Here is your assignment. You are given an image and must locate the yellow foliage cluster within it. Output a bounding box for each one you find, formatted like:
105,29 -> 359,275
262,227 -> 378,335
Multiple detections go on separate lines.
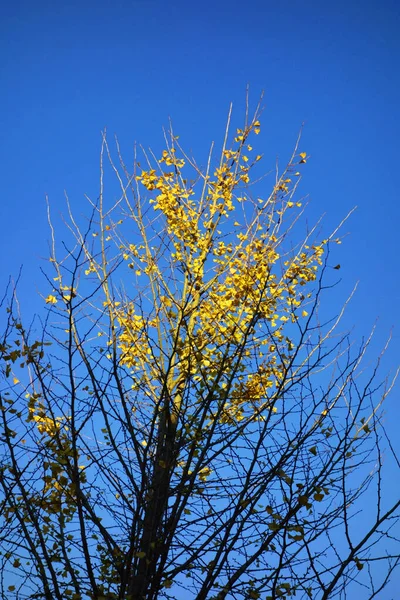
93,117 -> 327,425
17,395 -> 86,519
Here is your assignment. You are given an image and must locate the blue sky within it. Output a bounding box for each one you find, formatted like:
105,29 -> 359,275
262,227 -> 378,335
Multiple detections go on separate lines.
1,0 -> 399,595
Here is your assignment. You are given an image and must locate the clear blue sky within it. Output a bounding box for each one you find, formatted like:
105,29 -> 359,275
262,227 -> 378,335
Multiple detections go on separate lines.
1,0 -> 399,595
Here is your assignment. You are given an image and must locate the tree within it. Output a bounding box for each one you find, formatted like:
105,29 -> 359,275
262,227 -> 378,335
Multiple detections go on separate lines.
0,103 -> 399,600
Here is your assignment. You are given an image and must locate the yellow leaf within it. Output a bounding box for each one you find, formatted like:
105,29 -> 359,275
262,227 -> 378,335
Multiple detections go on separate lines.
13,377 -> 19,385
45,295 -> 57,305
302,310 -> 308,317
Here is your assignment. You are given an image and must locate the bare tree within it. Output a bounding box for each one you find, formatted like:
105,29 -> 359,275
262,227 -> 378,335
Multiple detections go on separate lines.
0,103 -> 399,600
